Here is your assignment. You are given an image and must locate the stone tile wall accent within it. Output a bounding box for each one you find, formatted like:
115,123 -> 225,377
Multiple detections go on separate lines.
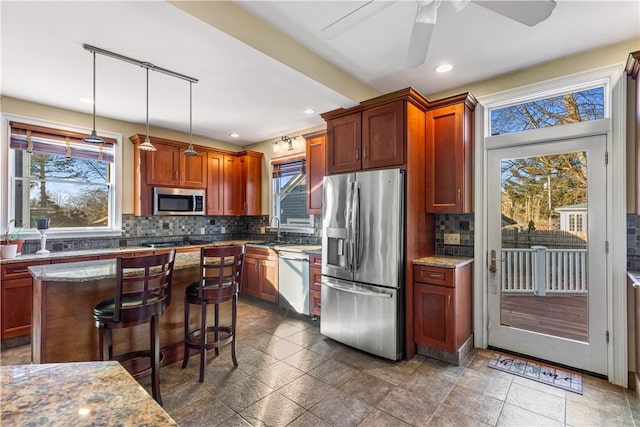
629,214 -> 640,271
435,213 -> 475,257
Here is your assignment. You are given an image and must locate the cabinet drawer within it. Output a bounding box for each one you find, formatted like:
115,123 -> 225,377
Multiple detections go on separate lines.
309,254 -> 322,268
245,247 -> 278,260
413,265 -> 454,287
310,267 -> 322,292
310,290 -> 322,316
1,260 -> 50,280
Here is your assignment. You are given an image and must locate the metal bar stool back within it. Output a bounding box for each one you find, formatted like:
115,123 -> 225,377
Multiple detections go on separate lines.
93,249 -> 176,406
182,245 -> 244,382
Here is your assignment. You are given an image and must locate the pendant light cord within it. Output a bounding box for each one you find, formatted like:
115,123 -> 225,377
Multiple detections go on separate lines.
92,52 -> 97,131
189,81 -> 193,146
146,67 -> 150,139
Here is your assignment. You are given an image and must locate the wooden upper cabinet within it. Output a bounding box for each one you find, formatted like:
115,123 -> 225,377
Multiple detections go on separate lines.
425,94 -> 475,213
325,100 -> 406,175
326,112 -> 361,174
180,149 -> 207,188
223,154 -> 243,215
362,101 -> 405,170
146,142 -> 181,187
304,131 -> 326,214
242,151 -> 263,215
207,152 -> 224,215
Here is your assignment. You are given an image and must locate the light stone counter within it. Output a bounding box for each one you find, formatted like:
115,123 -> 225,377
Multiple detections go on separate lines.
28,251 -> 202,282
1,361 -> 176,426
413,255 -> 474,269
629,270 -> 640,287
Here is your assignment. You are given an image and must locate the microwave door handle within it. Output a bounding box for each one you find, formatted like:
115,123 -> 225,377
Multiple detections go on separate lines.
193,195 -> 196,213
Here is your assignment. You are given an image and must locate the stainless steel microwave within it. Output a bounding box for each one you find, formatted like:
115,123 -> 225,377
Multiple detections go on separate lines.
153,187 -> 205,216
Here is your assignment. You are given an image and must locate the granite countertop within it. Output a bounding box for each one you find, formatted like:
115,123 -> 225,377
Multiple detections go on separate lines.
1,361 -> 177,426
629,270 -> 640,286
413,255 -> 474,268
28,251 -> 202,282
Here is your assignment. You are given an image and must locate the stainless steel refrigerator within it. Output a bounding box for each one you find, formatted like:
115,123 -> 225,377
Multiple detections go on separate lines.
321,168 -> 404,360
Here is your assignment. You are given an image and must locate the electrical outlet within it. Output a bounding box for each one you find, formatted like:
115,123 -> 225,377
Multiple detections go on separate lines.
220,226 -> 226,234
260,226 -> 266,234
200,227 -> 205,235
444,233 -> 460,245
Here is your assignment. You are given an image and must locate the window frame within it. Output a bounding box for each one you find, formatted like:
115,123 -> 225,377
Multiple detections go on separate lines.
1,113 -> 123,239
270,153 -> 315,234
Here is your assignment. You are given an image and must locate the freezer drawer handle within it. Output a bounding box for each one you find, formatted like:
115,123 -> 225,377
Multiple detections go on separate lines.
322,280 -> 392,298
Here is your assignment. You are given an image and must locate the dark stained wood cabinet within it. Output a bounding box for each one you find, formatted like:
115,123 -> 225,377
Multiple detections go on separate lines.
130,134 -> 261,216
362,101 -> 405,170
241,246 -> 278,304
1,260 -> 49,340
309,253 -> 322,316
207,151 -> 224,215
324,100 -> 404,175
413,263 -> 472,355
136,138 -> 207,189
626,51 -> 640,213
425,93 -> 476,213
304,131 -> 326,214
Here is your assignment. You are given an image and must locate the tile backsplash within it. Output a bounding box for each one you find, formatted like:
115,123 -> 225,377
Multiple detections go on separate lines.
629,214 -> 640,271
435,213 -> 475,257
19,214 -> 322,255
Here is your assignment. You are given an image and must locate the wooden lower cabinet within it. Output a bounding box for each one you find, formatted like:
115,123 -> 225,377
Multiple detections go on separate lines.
241,247 -> 278,304
309,253 -> 322,316
1,260 -> 49,340
413,263 -> 472,355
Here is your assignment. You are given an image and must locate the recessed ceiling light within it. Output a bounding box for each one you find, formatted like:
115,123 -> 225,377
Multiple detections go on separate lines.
229,133 -> 240,138
303,108 -> 315,114
78,97 -> 94,104
435,64 -> 453,73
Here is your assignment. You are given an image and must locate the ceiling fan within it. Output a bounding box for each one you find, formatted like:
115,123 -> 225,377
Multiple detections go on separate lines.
321,0 -> 557,68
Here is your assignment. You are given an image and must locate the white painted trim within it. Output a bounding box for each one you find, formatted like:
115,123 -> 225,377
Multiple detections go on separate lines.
474,64 -> 627,386
1,113 -> 123,238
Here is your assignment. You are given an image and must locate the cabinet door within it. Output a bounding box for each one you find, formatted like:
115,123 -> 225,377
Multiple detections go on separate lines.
326,112 -> 361,174
306,133 -> 326,214
413,282 -> 455,353
241,256 -> 260,298
207,152 -> 224,215
309,266 -> 322,316
1,277 -> 32,339
426,103 -> 471,213
146,142 -> 180,186
362,101 -> 405,170
180,150 -> 207,188
259,258 -> 279,303
243,154 -> 262,215
223,155 -> 242,215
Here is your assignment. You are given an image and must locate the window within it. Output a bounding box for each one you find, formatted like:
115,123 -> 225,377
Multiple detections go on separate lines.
272,157 -> 314,230
7,120 -> 119,234
490,86 -> 605,135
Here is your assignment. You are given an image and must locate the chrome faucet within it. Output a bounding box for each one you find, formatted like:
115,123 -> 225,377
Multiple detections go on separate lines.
270,216 -> 281,242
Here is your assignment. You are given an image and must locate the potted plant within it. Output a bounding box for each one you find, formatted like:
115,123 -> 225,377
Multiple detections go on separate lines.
2,219 -> 24,258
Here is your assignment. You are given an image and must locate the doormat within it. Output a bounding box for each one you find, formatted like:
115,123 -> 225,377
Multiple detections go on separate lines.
488,353 -> 583,394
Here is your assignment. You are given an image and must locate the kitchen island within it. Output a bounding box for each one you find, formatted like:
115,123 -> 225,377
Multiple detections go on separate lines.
28,251 -> 202,365
1,361 -> 177,426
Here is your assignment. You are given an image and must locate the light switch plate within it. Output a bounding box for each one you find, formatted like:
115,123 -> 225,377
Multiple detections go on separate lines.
221,226 -> 226,234
200,227 -> 205,234
260,226 -> 266,234
444,233 -> 461,245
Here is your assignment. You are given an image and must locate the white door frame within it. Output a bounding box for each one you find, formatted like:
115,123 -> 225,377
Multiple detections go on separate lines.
473,65 -> 628,386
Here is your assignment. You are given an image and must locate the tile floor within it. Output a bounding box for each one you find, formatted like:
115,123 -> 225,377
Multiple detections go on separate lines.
2,298 -> 639,426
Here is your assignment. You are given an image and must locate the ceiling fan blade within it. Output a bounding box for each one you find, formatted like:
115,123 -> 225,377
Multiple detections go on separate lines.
321,1 -> 395,39
472,0 -> 556,26
405,1 -> 438,68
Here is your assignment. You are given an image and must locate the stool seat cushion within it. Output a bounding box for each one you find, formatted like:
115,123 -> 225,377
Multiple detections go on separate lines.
93,294 -> 161,318
185,280 -> 233,296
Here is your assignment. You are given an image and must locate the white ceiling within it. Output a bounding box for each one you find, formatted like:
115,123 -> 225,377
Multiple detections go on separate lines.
2,1 -> 638,146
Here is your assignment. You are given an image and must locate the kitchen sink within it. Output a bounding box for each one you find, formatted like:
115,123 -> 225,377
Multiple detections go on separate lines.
247,241 -> 290,247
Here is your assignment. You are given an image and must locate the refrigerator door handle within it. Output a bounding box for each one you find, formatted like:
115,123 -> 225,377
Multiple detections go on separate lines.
322,279 -> 392,298
351,181 -> 361,272
346,181 -> 354,272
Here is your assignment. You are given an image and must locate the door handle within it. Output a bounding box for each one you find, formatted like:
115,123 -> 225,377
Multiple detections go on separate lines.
489,249 -> 498,273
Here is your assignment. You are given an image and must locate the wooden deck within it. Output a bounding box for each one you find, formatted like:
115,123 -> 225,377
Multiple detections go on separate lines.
501,293 -> 588,342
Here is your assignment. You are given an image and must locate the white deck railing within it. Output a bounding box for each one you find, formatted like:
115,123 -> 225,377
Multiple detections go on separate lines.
501,247 -> 588,294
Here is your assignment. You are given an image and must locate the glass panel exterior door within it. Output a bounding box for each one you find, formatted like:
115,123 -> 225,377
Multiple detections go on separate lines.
487,136 -> 607,375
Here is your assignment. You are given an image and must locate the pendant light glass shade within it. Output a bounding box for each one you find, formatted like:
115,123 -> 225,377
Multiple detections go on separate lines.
183,81 -> 199,156
138,68 -> 157,152
83,52 -> 106,144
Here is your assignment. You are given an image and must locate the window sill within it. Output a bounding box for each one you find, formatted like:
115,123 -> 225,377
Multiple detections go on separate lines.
19,229 -> 123,240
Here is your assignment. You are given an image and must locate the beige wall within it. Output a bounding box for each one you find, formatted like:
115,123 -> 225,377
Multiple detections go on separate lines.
1,96 -> 242,214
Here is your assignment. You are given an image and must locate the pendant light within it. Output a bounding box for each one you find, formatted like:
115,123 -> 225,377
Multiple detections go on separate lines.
83,51 -> 106,144
183,81 -> 198,156
138,67 -> 157,151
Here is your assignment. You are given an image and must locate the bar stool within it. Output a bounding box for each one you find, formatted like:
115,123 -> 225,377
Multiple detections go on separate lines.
93,249 -> 176,406
182,245 -> 244,382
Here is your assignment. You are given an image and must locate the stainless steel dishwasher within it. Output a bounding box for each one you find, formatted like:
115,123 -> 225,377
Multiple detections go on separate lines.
278,250 -> 310,315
